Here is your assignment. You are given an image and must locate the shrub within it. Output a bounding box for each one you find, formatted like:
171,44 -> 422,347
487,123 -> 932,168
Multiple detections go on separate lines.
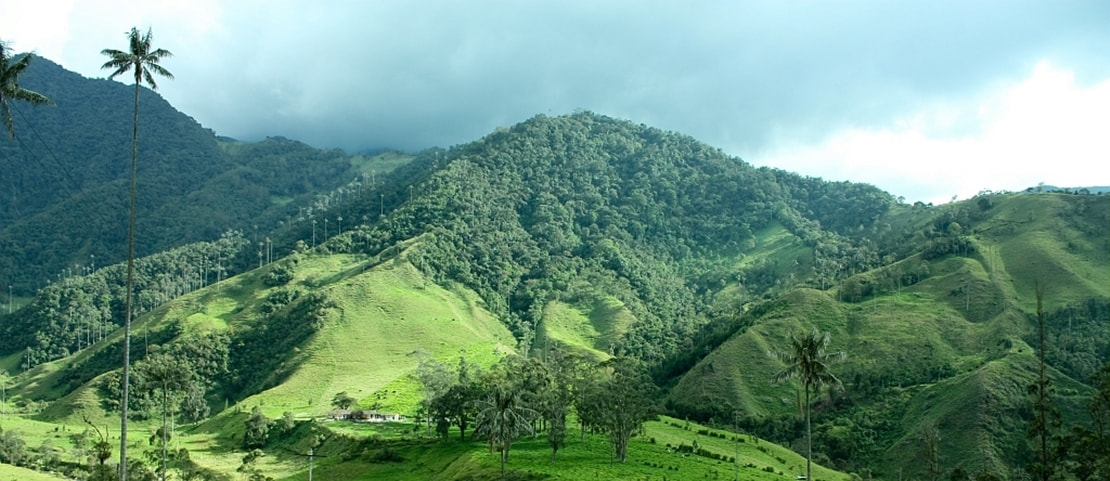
370,448 -> 403,463
263,262 -> 295,286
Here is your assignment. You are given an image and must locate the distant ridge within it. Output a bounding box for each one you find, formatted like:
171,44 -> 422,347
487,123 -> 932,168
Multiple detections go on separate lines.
1021,184 -> 1110,194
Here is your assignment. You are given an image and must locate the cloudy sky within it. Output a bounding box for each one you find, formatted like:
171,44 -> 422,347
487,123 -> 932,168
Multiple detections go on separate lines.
3,0 -> 1108,204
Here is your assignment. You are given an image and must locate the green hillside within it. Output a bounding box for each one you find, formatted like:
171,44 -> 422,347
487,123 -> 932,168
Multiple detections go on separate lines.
1,242 -> 850,481
1,111 -> 1106,480
667,193 -> 1109,478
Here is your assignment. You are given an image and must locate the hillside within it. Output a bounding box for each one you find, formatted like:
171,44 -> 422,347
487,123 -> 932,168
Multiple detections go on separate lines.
0,55 -> 409,296
667,193 -> 1109,477
1,110 -> 1106,480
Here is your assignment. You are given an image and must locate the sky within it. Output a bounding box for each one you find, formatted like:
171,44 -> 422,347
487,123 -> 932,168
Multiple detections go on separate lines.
2,0 -> 1108,204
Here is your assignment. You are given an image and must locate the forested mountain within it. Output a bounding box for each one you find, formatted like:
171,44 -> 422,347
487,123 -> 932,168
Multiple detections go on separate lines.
0,63 -> 1106,481
328,114 -> 898,362
0,55 -> 388,295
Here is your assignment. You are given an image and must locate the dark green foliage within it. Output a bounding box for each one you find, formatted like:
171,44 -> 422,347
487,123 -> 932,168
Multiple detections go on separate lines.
0,233 -> 247,363
1032,298 -> 1110,382
260,286 -> 300,314
331,391 -> 357,410
429,357 -> 484,442
1055,362 -> 1110,481
225,291 -> 333,401
0,426 -> 29,466
70,320 -> 180,396
93,330 -> 227,421
1,45 -> 53,138
588,357 -> 659,463
369,447 -> 404,463
0,56 -> 375,296
243,407 -> 271,449
262,262 -> 295,287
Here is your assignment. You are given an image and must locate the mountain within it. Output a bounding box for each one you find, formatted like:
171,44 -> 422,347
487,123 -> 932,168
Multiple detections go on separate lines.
0,65 -> 1106,480
0,55 -> 408,296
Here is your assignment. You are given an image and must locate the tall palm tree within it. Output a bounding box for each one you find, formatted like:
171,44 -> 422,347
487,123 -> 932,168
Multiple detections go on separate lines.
1,39 -> 53,139
770,327 -> 845,481
474,383 -> 536,480
141,352 -> 192,481
100,27 -> 173,481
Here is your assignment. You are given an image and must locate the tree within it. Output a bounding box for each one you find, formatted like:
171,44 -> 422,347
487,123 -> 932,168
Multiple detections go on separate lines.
433,383 -> 477,442
83,419 -> 115,481
139,352 -> 193,481
923,422 -> 943,481
237,449 -> 272,481
589,357 -> 658,463
244,406 -> 271,449
0,426 -> 29,466
331,391 -> 357,411
474,382 -> 536,480
0,40 -> 52,139
540,348 -> 577,462
100,27 -> 173,481
1027,284 -> 1062,481
572,357 -> 605,442
431,356 -> 482,442
415,356 -> 452,435
1059,362 -> 1110,481
770,327 -> 846,481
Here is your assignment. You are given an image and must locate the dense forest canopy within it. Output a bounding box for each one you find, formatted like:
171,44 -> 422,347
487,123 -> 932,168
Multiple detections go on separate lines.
0,56 -> 368,295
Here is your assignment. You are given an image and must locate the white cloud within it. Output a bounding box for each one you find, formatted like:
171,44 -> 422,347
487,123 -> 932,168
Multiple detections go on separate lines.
754,62 -> 1110,204
0,0 -> 75,58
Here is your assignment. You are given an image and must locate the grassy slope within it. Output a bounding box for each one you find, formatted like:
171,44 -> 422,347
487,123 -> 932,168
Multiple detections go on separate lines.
1,242 -> 848,481
0,464 -> 69,480
534,295 -> 637,361
270,416 -> 848,481
667,194 -> 1109,477
238,250 -> 516,419
150,245 -> 518,476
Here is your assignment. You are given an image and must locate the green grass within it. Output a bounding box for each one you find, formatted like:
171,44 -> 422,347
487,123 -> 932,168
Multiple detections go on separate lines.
350,151 -> 414,176
220,249 -> 516,420
0,463 -> 70,480
0,415 -> 81,450
264,416 -> 848,481
534,293 -> 639,361
537,301 -> 605,358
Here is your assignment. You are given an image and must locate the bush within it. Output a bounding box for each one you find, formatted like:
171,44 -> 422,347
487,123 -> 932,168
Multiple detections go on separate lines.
263,262 -> 295,286
370,447 -> 403,463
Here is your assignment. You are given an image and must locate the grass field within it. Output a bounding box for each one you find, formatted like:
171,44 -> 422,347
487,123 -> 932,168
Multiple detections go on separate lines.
237,251 -> 516,419
254,415 -> 848,481
0,463 -> 68,481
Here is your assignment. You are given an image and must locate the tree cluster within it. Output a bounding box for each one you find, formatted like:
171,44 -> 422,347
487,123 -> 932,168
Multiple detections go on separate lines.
416,350 -> 657,478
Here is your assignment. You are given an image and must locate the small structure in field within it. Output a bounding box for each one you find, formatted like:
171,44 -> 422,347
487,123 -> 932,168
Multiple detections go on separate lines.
328,409 -> 406,423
